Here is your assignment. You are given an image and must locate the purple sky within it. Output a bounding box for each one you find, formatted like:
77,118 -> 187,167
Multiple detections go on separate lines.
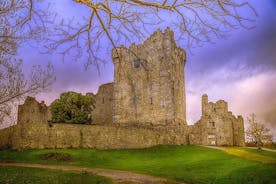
18,0 -> 276,137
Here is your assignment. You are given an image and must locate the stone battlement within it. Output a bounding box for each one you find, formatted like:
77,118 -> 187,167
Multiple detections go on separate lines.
112,28 -> 185,64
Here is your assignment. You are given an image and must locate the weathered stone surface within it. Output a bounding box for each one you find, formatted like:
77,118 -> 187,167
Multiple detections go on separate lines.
8,123 -> 186,150
90,83 -> 113,125
0,126 -> 14,149
112,28 -> 186,127
188,94 -> 245,146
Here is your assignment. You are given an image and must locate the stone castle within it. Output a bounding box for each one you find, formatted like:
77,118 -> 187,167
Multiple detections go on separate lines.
0,28 -> 245,150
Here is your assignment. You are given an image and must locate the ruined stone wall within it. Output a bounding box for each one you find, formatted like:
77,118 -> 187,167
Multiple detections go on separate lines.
188,94 -> 245,146
112,28 -> 186,127
10,123 -> 187,150
187,122 -> 202,145
233,116 -> 245,146
0,126 -> 15,149
91,83 -> 113,125
18,96 -> 50,125
1,97 -> 187,150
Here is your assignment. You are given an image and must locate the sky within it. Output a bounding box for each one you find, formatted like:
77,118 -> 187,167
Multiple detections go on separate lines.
17,0 -> 276,137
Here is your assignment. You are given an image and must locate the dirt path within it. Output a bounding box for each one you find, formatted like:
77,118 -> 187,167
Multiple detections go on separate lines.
246,147 -> 276,153
0,162 -> 184,184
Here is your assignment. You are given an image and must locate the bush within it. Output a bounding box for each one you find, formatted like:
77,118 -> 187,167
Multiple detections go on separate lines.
40,152 -> 72,161
49,92 -> 95,124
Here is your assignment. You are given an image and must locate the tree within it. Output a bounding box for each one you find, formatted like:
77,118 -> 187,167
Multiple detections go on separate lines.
49,92 -> 95,124
41,0 -> 257,67
0,0 -> 48,56
246,114 -> 273,150
0,0 -> 54,126
2,0 -> 258,66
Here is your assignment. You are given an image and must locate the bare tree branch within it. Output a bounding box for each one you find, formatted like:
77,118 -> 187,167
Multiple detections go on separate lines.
0,0 -> 55,126
41,0 -> 257,66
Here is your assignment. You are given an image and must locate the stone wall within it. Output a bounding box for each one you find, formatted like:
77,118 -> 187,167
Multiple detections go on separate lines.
0,97 -> 187,150
90,83 -> 113,125
188,94 -> 245,146
8,123 -> 186,150
112,28 -> 186,127
0,126 -> 14,149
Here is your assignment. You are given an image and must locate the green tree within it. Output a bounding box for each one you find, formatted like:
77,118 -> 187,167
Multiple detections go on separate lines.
50,92 -> 95,124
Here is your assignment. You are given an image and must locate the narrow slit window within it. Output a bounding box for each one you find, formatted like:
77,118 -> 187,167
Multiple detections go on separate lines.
131,84 -> 135,92
133,59 -> 140,68
149,83 -> 154,90
132,97 -> 137,107
208,122 -> 215,128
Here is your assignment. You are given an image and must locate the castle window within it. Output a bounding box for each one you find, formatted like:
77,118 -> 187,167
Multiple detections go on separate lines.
133,59 -> 140,68
150,97 -> 153,105
131,97 -> 137,107
149,83 -> 154,90
208,122 -> 216,128
131,83 -> 135,92
102,97 -> 105,104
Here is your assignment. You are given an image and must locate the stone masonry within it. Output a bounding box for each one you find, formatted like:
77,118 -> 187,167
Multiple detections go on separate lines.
0,28 -> 245,150
188,94 -> 245,146
112,28 -> 186,127
89,83 -> 113,125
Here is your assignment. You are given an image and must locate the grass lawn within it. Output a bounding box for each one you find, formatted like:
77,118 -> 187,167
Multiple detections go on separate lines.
0,145 -> 275,184
0,166 -> 113,184
243,148 -> 276,159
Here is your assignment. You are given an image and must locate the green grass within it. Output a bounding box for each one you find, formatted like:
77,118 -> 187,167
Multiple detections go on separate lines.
242,148 -> 276,159
0,166 -> 113,184
224,147 -> 276,164
0,145 -> 276,184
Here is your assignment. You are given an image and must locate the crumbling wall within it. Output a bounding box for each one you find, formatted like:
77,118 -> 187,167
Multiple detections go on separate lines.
91,83 -> 113,125
233,116 -> 245,146
112,28 -> 186,127
0,126 -> 15,149
18,96 -> 50,124
188,94 -> 245,146
5,97 -> 187,150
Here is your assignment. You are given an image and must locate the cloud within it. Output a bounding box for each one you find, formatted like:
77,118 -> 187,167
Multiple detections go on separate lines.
186,64 -> 276,138
186,1 -> 276,140
186,0 -> 276,75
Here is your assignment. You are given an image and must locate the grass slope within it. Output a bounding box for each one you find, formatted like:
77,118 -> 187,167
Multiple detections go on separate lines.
0,166 -> 113,184
0,145 -> 275,184
225,148 -> 276,164
243,148 -> 276,159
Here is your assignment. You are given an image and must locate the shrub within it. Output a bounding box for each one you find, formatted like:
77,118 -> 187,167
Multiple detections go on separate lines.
49,92 -> 95,124
40,152 -> 72,161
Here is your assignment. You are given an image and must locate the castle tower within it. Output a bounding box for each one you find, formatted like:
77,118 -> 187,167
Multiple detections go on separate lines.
202,94 -> 208,115
112,28 -> 186,127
